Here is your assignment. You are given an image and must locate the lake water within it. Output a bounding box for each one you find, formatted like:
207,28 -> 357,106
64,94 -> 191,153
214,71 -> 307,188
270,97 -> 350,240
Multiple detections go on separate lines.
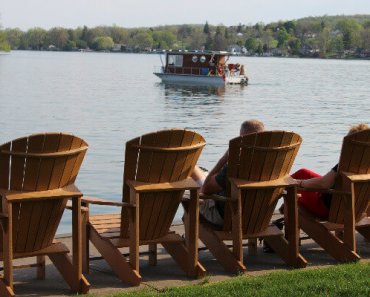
0,51 -> 369,233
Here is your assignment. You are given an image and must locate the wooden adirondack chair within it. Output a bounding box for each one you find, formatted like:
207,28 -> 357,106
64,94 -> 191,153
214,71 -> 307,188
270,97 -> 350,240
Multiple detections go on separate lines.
199,131 -> 307,273
83,129 -> 206,285
0,133 -> 89,296
299,129 -> 370,262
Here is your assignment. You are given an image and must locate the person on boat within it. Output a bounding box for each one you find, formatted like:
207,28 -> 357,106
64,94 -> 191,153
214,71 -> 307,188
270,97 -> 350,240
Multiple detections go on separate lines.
292,123 -> 369,219
191,119 -> 265,226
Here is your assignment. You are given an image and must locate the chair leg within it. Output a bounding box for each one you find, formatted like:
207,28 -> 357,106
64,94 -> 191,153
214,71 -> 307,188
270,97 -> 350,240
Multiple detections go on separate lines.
37,255 -> 46,279
1,203 -> 15,296
162,239 -> 206,278
198,223 -> 246,273
0,281 -> 15,297
299,208 -> 360,262
149,243 -> 157,266
264,236 -> 307,268
89,226 -> 141,285
248,239 -> 257,256
49,253 -> 90,294
81,207 -> 89,274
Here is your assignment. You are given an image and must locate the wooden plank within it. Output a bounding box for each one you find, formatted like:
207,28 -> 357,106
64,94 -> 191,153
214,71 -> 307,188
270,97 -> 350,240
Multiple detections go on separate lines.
24,201 -> 44,252
135,132 -> 158,240
170,130 -> 190,182
0,142 -> 11,189
184,133 -> 205,180
155,191 -> 182,238
246,189 -> 266,234
14,202 -> 33,252
260,132 -> 282,180
36,134 -> 61,191
123,137 -> 140,203
59,136 -> 82,187
10,137 -> 28,191
349,130 -> 370,173
41,199 -> 67,248
238,133 -> 257,180
33,200 -> 57,251
140,131 -> 171,240
22,134 -> 44,191
355,182 -> 370,220
68,137 -> 86,184
144,130 -> 183,239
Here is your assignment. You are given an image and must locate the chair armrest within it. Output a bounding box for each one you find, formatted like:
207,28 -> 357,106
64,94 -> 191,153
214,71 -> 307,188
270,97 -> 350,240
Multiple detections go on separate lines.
126,178 -> 200,193
65,200 -> 89,212
229,175 -> 296,189
340,172 -> 370,183
0,184 -> 82,202
296,187 -> 351,196
81,196 -> 135,208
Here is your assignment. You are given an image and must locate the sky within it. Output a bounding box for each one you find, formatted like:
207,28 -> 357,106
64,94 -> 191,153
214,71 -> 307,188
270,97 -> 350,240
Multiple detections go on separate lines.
1,0 -> 370,30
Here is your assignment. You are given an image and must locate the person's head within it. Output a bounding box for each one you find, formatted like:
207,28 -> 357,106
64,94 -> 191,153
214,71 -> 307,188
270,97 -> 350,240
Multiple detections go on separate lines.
240,119 -> 265,136
347,123 -> 369,136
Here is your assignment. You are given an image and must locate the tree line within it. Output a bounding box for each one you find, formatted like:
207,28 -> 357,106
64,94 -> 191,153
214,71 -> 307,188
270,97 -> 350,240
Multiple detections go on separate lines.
1,15 -> 369,58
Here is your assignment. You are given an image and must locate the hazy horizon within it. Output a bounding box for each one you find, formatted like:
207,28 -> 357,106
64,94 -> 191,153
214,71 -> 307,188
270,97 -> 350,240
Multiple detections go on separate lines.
1,0 -> 370,30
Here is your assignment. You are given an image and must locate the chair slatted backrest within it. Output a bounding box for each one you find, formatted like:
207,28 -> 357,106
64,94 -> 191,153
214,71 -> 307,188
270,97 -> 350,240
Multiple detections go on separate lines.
223,131 -> 301,234
0,133 -> 88,253
121,129 -> 205,240
328,129 -> 370,224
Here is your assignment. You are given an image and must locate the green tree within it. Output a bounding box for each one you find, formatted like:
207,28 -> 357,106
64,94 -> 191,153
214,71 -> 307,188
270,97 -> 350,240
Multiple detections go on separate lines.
203,21 -> 210,34
213,26 -> 226,50
245,37 -> 258,53
48,27 -> 69,49
24,27 -> 47,50
204,33 -> 213,50
336,19 -> 362,50
277,27 -> 290,48
111,26 -> 129,44
0,30 -> 11,52
92,36 -> 114,50
64,40 -> 76,51
317,27 -> 331,56
360,27 -> 370,51
287,36 -> 301,55
4,28 -> 23,49
131,32 -> 153,49
189,30 -> 206,50
261,29 -> 275,52
283,21 -> 297,33
329,35 -> 344,56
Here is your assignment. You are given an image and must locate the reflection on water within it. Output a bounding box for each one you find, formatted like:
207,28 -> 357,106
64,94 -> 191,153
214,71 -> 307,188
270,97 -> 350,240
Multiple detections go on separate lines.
0,51 -> 369,233
162,82 -> 226,99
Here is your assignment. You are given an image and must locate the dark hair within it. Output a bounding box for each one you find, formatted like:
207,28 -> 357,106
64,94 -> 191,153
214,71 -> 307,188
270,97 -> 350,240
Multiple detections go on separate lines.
240,119 -> 265,135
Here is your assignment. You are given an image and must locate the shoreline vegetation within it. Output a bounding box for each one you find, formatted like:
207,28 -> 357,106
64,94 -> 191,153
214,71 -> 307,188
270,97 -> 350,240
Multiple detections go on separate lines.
1,14 -> 369,59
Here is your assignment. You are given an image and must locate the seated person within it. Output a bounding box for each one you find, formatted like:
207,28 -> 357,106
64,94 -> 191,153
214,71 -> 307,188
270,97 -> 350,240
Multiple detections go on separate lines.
192,119 -> 265,226
292,123 -> 369,219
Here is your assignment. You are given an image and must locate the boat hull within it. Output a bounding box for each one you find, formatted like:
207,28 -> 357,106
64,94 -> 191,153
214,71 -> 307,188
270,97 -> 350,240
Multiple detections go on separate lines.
154,73 -> 227,86
154,73 -> 248,86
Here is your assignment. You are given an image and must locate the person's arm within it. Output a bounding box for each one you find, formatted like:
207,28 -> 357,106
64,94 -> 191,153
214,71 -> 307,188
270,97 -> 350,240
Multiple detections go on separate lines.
201,150 -> 228,194
297,169 -> 337,189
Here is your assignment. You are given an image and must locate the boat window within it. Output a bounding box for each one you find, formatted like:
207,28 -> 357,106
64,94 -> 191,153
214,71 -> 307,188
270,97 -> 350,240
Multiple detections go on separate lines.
192,55 -> 198,63
168,55 -> 183,67
200,55 -> 206,63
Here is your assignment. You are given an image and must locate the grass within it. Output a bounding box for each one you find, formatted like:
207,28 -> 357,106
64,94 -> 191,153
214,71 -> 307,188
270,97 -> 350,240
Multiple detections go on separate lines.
100,262 -> 370,297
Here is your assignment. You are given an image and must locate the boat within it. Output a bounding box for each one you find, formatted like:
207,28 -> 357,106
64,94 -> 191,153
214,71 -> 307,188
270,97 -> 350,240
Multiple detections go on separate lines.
154,50 -> 248,86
